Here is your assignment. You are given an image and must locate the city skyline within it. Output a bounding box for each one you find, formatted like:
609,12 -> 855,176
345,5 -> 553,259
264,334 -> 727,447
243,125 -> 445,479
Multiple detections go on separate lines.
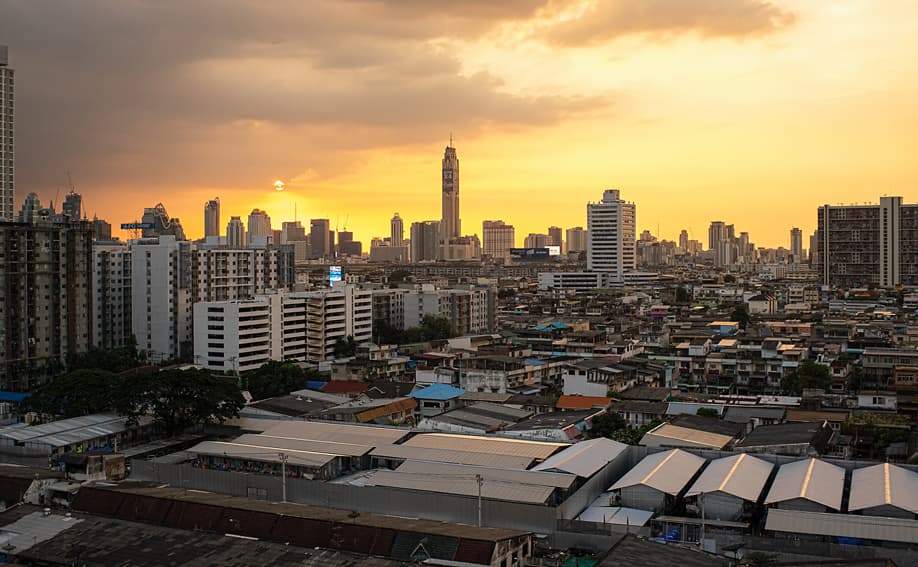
2,2 -> 918,247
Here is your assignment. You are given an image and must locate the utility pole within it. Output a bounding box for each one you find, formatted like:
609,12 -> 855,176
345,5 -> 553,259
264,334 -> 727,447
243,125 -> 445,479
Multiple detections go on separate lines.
476,474 -> 483,527
279,452 -> 289,503
699,492 -> 706,547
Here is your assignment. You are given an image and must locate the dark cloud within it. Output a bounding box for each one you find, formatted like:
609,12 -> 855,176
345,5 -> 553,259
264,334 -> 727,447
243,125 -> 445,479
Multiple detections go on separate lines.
542,0 -> 795,46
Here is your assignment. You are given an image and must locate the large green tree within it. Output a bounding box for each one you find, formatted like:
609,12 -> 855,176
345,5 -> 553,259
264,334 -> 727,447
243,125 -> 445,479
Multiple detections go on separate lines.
244,361 -> 309,401
373,315 -> 457,345
333,336 -> 358,358
781,360 -> 832,396
27,369 -> 127,418
730,304 -> 751,330
68,340 -> 144,373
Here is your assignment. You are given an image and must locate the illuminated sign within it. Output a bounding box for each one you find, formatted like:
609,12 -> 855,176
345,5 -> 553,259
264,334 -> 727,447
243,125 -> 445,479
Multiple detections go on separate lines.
509,248 -> 550,259
120,223 -> 155,230
329,265 -> 343,284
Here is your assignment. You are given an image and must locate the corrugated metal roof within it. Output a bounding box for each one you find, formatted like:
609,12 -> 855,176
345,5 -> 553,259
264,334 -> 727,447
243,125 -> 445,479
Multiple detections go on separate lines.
366,470 -> 555,504
408,383 -> 465,401
532,437 -> 628,478
685,453 -> 773,502
641,424 -> 734,449
369,444 -> 534,469
764,458 -> 844,510
232,434 -> 374,457
765,509 -> 918,544
608,449 -> 706,495
187,440 -> 337,468
262,420 -> 409,446
0,414 -> 155,448
848,463 -> 918,514
575,506 -> 654,526
402,432 -> 566,460
393,460 -> 576,489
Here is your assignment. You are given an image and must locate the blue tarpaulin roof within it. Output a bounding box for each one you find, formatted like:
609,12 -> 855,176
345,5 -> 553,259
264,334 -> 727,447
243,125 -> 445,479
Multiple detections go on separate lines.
305,381 -> 328,391
408,383 -> 465,401
0,391 -> 31,403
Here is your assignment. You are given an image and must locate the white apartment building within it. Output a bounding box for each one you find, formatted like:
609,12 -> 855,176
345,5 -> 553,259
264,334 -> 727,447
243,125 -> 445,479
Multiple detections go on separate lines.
587,189 -> 636,280
0,46 -> 13,221
192,246 -> 282,303
131,236 -> 194,363
92,243 -> 133,350
193,285 -> 373,371
402,284 -> 493,336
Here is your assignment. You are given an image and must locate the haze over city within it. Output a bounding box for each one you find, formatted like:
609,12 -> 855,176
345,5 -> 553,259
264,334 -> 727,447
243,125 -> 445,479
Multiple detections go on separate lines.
2,0 -> 917,246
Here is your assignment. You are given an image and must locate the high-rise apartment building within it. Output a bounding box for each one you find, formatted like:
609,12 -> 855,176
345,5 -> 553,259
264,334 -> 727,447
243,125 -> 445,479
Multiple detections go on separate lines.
587,189 -> 636,278
391,213 -> 404,247
548,226 -> 563,249
0,46 -> 14,221
92,242 -> 133,350
204,198 -> 220,238
310,218 -> 332,259
410,220 -> 440,262
281,221 -> 306,244
247,209 -> 272,245
708,221 -> 737,267
790,227 -> 803,263
678,229 -> 689,252
482,220 -> 515,261
226,216 -> 245,248
93,217 -> 112,241
0,221 -> 94,390
817,196 -> 918,287
141,203 -> 186,240
400,284 -> 495,336
566,227 -> 587,254
523,233 -> 549,249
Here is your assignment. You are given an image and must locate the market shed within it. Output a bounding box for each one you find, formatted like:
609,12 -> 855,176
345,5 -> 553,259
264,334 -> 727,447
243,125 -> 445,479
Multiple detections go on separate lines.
684,453 -> 774,521
763,458 -> 844,513
848,463 -> 918,519
607,449 -> 707,513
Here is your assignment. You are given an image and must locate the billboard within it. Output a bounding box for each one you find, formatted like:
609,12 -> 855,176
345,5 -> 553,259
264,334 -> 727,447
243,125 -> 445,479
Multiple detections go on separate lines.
509,247 -> 551,259
329,265 -> 343,284
120,222 -> 155,230
546,245 -> 561,256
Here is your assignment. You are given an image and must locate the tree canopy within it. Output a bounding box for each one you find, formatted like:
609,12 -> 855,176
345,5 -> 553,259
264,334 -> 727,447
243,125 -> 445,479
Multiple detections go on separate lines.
730,304 -> 751,329
374,314 -> 457,345
333,336 -> 358,358
243,361 -> 311,401
781,360 -> 832,396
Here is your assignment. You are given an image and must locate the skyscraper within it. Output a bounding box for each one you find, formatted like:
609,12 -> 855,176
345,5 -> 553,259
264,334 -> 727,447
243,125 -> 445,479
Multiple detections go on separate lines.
391,213 -> 404,247
678,229 -> 689,252
281,221 -> 306,244
226,216 -> 245,248
440,143 -> 460,245
566,227 -> 587,253
247,209 -> 272,245
523,233 -> 549,248
482,220 -> 515,261
817,196 -> 917,287
410,220 -> 440,262
547,226 -> 563,249
204,198 -> 220,238
141,203 -> 186,240
790,227 -> 803,263
62,192 -> 82,221
587,189 -> 636,278
0,46 -> 13,221
310,218 -> 332,259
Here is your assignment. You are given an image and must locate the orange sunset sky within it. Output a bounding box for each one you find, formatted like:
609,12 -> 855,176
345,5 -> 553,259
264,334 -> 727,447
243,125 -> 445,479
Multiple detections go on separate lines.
2,0 -> 917,248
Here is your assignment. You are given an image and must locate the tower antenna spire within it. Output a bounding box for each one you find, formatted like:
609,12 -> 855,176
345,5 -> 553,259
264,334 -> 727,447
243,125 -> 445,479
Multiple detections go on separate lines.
449,132 -> 453,147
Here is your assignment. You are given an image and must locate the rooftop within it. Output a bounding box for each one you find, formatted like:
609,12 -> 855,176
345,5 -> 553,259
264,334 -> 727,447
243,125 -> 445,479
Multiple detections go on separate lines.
735,421 -> 832,450
848,463 -> 918,514
685,453 -> 774,502
408,383 -> 465,401
598,534 -> 729,567
609,449 -> 706,496
532,437 -> 629,478
556,395 -> 613,410
764,458 -> 845,511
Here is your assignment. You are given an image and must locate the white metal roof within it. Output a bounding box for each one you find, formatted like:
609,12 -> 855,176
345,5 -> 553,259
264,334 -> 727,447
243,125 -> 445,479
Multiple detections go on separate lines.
641,424 -> 734,450
366,469 -> 555,504
608,449 -> 707,496
532,437 -> 629,478
848,463 -> 918,514
764,458 -> 844,511
232,434 -> 374,457
369,444 -> 534,469
261,420 -> 409,447
0,414 -> 154,448
402,432 -> 566,460
575,506 -> 654,526
766,509 -> 918,544
685,453 -> 773,502
393,460 -> 576,489
187,440 -> 337,468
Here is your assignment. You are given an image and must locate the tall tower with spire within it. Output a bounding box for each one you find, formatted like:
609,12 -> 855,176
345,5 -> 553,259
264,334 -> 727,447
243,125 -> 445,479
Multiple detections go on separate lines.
440,140 -> 460,246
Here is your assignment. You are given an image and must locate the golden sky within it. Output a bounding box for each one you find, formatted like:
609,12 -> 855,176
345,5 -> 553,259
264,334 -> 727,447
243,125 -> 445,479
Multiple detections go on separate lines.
4,0 -> 918,247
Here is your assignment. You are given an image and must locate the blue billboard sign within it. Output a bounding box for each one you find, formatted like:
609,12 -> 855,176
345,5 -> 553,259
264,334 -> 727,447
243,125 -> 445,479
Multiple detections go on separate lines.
120,223 -> 155,230
329,265 -> 343,284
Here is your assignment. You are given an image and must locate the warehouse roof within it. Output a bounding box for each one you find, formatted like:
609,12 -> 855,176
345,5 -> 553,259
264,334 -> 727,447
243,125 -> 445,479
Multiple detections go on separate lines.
576,506 -> 654,526
423,402 -> 531,431
766,509 -> 918,545
609,449 -> 707,496
0,413 -> 153,448
735,421 -> 832,450
722,406 -> 787,423
393,460 -> 576,489
532,437 -> 628,478
685,453 -> 774,502
402,432 -> 565,460
641,423 -> 736,450
262,420 -> 410,446
764,458 -> 844,511
369,444 -> 534,469
187,440 -> 338,469
232,434 -> 374,457
366,469 -> 556,505
848,463 -> 918,514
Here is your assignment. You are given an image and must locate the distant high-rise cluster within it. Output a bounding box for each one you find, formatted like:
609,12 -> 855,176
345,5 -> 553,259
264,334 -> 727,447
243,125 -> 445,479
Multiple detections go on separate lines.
0,46 -> 13,221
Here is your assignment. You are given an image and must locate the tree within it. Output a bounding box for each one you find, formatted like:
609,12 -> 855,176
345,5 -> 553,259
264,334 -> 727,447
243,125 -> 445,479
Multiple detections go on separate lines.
419,315 -> 457,341
781,360 -> 832,396
373,315 -> 456,345
244,361 -> 308,401
675,286 -> 692,304
730,304 -> 751,329
588,412 -> 628,439
696,407 -> 719,418
123,368 -> 245,436
26,369 -> 126,418
334,336 -> 358,358
68,340 -> 144,373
